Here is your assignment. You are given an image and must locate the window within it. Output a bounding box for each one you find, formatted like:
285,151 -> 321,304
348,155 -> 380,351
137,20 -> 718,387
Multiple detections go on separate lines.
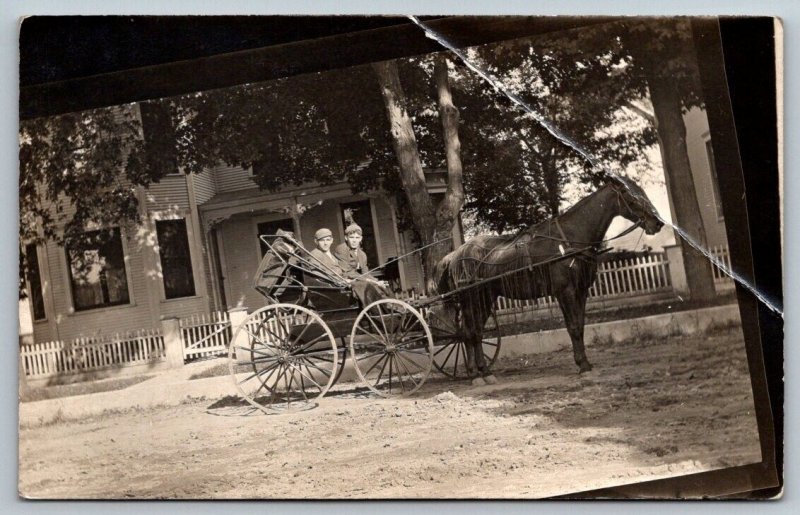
156,219 -> 196,299
67,228 -> 130,311
24,244 -> 46,320
340,200 -> 379,268
705,139 -> 724,220
257,218 -> 295,256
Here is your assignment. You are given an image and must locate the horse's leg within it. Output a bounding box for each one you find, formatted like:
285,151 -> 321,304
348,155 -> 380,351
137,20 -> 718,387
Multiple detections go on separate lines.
465,291 -> 497,385
458,295 -> 479,382
555,284 -> 592,373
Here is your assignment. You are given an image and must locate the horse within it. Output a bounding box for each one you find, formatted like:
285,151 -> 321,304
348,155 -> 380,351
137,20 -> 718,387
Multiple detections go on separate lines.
434,176 -> 664,384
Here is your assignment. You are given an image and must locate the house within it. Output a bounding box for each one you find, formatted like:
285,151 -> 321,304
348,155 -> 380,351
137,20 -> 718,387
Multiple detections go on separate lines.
21,104 -> 461,345
21,99 -> 729,346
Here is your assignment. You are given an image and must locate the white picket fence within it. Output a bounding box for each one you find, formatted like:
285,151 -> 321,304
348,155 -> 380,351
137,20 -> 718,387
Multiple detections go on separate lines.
180,311 -> 232,361
20,329 -> 165,379
710,244 -> 734,285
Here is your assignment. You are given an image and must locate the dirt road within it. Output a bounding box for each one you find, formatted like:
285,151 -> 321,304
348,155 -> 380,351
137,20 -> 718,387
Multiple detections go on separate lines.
19,325 -> 761,499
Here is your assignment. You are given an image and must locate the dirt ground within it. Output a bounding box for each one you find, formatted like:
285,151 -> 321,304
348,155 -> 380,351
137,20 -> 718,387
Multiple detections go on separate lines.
19,325 -> 761,499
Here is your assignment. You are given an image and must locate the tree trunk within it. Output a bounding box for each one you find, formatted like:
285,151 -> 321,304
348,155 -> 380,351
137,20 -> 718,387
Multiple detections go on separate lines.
373,61 -> 439,287
429,54 -> 465,291
647,76 -> 717,302
374,57 -> 466,293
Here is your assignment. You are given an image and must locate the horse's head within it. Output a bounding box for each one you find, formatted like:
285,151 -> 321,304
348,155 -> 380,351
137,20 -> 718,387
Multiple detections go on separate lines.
608,176 -> 664,235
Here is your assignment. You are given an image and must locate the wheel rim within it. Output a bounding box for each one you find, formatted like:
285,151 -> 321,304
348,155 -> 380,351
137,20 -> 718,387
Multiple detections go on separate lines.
228,304 -> 337,413
349,299 -> 433,397
431,307 -> 501,379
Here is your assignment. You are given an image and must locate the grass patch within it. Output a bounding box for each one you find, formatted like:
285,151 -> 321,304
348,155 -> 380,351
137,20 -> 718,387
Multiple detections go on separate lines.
20,375 -> 154,403
189,362 -> 233,380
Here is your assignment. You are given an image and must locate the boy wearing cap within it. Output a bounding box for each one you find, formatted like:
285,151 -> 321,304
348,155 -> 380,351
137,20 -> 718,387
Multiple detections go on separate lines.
309,228 -> 348,278
335,223 -> 371,278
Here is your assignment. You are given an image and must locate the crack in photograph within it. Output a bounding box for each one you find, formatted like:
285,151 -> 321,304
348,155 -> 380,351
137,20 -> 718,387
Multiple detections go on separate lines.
17,15 -> 781,499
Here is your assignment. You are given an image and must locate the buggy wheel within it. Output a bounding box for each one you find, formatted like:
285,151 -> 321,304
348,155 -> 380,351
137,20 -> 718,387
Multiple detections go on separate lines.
430,306 -> 502,379
349,299 -> 433,397
228,304 -> 338,413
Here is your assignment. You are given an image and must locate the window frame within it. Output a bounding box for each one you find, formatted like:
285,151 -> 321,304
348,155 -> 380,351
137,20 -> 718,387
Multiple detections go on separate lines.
23,243 -> 47,322
151,211 -> 202,303
155,217 -> 198,300
64,226 -> 134,314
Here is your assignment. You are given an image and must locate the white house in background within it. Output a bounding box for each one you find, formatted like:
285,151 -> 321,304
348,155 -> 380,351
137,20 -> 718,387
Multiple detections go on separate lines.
20,101 -> 728,346
21,103 -> 458,345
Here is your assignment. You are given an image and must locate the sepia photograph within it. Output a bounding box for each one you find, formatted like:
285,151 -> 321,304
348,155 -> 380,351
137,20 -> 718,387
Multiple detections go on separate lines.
17,15 -> 781,499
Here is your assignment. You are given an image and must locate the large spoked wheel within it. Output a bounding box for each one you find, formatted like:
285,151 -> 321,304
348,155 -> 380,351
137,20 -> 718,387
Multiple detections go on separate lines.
349,299 -> 434,397
228,304 -> 338,413
429,305 -> 502,379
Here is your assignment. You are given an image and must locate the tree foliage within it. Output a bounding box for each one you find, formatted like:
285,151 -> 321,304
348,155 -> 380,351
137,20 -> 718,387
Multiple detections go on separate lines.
18,106 -> 154,295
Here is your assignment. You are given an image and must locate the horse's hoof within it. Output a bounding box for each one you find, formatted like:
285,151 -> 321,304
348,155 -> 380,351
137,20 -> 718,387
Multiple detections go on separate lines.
471,377 -> 487,386
578,362 -> 594,374
483,374 -> 498,385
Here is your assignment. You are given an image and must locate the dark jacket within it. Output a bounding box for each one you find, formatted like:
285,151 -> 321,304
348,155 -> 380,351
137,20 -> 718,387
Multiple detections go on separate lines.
334,243 -> 370,278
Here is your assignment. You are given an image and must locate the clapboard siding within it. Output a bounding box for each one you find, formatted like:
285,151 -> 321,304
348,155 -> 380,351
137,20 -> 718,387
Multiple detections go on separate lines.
145,176 -> 190,211
37,229 -> 157,344
192,171 -> 216,204
156,296 -> 209,321
213,164 -> 258,193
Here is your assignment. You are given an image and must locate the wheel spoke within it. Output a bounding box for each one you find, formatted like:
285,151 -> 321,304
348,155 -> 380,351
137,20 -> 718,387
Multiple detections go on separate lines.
233,345 -> 278,358
387,355 -> 394,393
363,353 -> 388,377
395,353 -> 420,389
395,315 -> 421,345
435,342 -> 458,360
353,349 -> 388,362
300,356 -> 334,378
294,361 -> 325,391
391,310 -> 409,341
287,312 -> 313,350
237,359 -> 280,387
375,304 -> 390,342
396,351 -> 425,374
293,331 -> 332,354
395,333 -> 430,349
373,353 -> 391,385
364,312 -> 389,346
285,367 -> 296,408
269,365 -> 289,406
297,365 -> 308,400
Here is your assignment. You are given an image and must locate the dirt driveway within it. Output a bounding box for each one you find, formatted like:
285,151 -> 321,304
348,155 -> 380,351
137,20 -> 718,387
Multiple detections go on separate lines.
19,325 -> 761,499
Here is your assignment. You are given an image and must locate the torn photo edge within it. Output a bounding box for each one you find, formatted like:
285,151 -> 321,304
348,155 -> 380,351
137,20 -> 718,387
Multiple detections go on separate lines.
17,15 -> 782,499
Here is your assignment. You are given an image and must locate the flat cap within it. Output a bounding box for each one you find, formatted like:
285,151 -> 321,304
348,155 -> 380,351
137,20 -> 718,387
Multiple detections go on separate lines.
314,228 -> 333,240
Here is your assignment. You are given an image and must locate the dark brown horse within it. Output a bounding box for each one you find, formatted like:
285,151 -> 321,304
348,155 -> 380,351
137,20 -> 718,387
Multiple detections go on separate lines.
434,176 -> 664,384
